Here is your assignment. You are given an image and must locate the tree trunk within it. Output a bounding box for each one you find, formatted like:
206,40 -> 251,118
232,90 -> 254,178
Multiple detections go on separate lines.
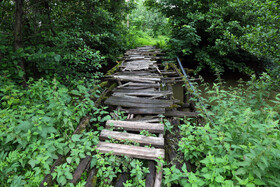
14,0 -> 27,87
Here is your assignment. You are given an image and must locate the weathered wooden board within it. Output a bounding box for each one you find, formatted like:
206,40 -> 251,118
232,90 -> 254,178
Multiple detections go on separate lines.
106,96 -> 173,105
106,120 -> 164,134
116,82 -> 160,88
97,142 -> 165,160
154,134 -> 164,187
161,71 -> 178,76
114,87 -> 156,91
100,129 -> 164,148
115,72 -> 160,77
105,98 -> 170,108
113,91 -> 172,97
108,75 -> 160,83
154,161 -> 163,187
164,110 -> 198,118
125,107 -> 165,114
146,161 -> 156,187
130,118 -> 160,123
70,156 -> 91,184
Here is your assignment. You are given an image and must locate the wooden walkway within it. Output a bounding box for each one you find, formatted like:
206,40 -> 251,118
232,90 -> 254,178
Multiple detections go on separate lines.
105,46 -> 174,115
97,46 -> 198,186
39,46 -> 199,187
98,46 -> 167,186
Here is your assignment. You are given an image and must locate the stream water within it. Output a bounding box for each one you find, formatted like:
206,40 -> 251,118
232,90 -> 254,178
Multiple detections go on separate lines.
172,69 -> 278,107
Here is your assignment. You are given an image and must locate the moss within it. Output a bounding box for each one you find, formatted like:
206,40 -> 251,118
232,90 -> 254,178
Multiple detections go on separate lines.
95,83 -> 117,106
106,61 -> 122,76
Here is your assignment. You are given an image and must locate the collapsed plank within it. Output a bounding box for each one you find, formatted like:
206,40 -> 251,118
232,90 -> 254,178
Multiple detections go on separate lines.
100,129 -> 164,148
106,120 -> 164,134
97,142 -> 165,160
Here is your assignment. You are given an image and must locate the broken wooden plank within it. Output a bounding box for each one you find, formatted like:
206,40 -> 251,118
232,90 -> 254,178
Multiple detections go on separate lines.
114,87 -> 156,91
154,134 -> 164,187
113,91 -> 172,97
126,116 -> 160,122
70,156 -> 91,184
106,96 -> 173,105
105,99 -> 170,108
106,120 -> 164,134
108,75 -> 160,83
164,110 -> 199,118
100,129 -> 164,148
125,107 -> 165,114
154,160 -> 163,187
85,168 -> 97,187
116,82 -> 160,88
97,142 -> 165,160
146,161 -> 156,187
115,72 -> 159,77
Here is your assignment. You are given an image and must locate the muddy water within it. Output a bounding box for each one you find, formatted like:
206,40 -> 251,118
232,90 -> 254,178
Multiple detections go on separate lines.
172,72 -> 279,108
172,83 -> 185,102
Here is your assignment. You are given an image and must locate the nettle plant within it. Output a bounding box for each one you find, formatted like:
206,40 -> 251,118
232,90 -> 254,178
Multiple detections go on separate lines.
164,73 -> 280,186
0,76 -> 101,186
93,153 -> 149,187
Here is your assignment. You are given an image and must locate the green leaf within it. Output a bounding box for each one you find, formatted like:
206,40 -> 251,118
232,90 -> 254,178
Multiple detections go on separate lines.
65,172 -> 73,180
90,156 -> 97,168
72,134 -> 82,142
66,157 -> 72,164
70,90 -> 81,96
215,175 -> 224,183
54,55 -> 61,62
29,159 -> 37,168
235,168 -> 246,176
203,173 -> 211,180
58,176 -> 67,185
76,157 -> 80,165
69,143 -> 75,149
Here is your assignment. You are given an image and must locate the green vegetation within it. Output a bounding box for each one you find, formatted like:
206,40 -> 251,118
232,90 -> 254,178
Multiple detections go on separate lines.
127,0 -> 170,48
145,0 -> 280,74
0,76 -> 103,185
1,0 -> 279,186
164,74 -> 280,186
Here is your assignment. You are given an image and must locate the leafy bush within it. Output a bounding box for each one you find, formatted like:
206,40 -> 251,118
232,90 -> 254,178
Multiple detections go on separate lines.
164,73 -> 280,186
127,0 -> 170,48
0,76 -> 101,186
145,0 -> 280,73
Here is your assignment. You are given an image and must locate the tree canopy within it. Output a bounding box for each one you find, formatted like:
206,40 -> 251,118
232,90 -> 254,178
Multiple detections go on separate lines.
145,0 -> 280,74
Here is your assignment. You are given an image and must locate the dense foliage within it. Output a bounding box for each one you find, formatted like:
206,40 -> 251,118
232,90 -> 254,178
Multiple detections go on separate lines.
145,0 -> 280,73
0,0 -> 136,185
0,76 -> 104,185
1,0 -> 279,186
0,0 -> 135,84
164,74 -> 280,186
127,0 -> 170,47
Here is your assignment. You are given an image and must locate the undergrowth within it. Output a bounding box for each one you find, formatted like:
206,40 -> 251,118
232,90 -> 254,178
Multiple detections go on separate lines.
127,29 -> 168,48
163,73 -> 280,186
0,76 -> 106,186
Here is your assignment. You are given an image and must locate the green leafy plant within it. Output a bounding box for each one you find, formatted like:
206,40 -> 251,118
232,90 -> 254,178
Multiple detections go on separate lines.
165,73 -> 280,186
0,76 -> 102,186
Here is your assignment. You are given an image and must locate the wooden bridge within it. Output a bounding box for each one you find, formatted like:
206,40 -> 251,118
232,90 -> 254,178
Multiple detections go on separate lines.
97,46 -> 197,187
40,46 -> 198,187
